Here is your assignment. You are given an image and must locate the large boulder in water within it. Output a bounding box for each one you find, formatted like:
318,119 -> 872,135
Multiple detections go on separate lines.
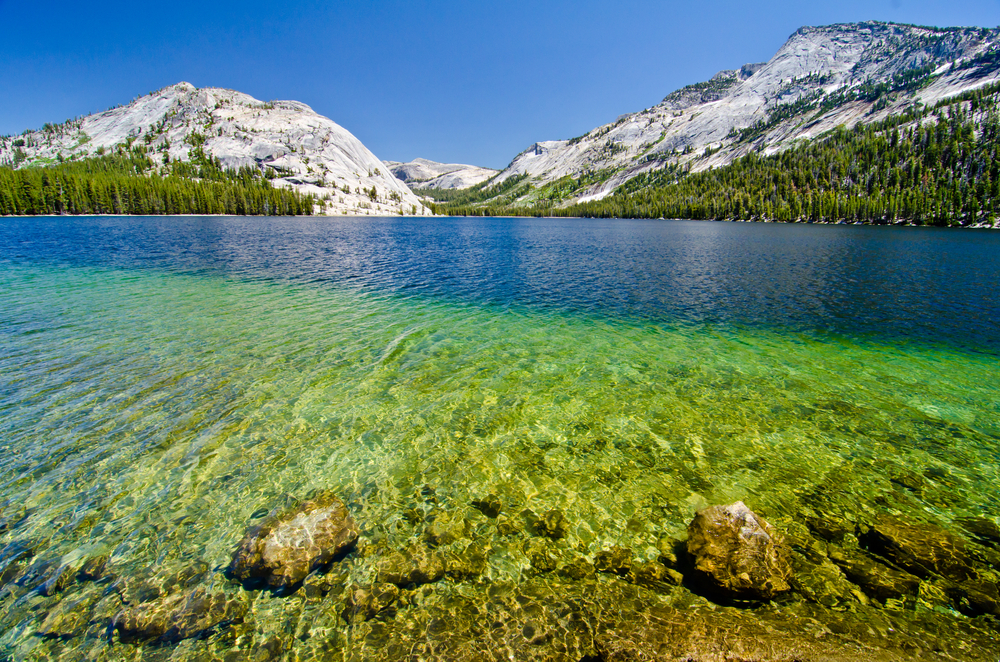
230,491 -> 358,590
686,501 -> 792,600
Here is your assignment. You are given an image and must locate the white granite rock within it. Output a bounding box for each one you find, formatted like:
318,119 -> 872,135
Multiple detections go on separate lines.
0,82 -> 430,216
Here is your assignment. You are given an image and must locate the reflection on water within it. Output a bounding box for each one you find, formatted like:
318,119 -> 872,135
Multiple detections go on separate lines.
0,217 -> 998,660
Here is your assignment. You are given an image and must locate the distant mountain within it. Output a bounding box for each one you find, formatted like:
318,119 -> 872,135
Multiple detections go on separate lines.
0,82 -> 429,216
384,158 -> 498,190
462,21 -> 1000,209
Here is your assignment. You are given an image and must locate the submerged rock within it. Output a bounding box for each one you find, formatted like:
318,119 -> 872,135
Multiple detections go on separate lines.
342,583 -> 399,623
686,501 -> 792,600
376,545 -> 445,586
0,540 -> 35,587
860,516 -> 974,581
37,592 -> 103,639
828,546 -> 921,603
77,554 -> 108,582
956,517 -> 1000,548
113,587 -> 247,643
537,509 -> 568,539
230,491 -> 358,590
558,557 -> 596,581
39,563 -> 76,597
471,494 -> 502,519
594,546 -> 634,576
424,509 -> 468,546
523,539 -> 559,573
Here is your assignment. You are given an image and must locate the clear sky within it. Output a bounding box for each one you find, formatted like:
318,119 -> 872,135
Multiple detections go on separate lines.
2,0 -> 1000,169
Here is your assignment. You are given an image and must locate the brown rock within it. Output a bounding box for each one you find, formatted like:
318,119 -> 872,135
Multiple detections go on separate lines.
229,491 -> 358,590
471,494 -> 502,518
686,501 -> 792,600
594,546 -> 633,576
956,517 -> 1000,548
537,509 -> 568,539
860,516 -> 974,581
376,545 -> 445,586
828,546 -> 921,602
77,555 -> 108,582
523,539 -> 558,572
632,560 -> 679,590
342,583 -> 399,623
39,564 -> 75,597
424,509 -> 468,546
113,587 -> 247,643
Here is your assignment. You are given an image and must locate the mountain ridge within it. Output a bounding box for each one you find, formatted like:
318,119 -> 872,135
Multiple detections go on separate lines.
383,158 -> 497,190
0,82 -> 430,216
462,20 -> 1000,209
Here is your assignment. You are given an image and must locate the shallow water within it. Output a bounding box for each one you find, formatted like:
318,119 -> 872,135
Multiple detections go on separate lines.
0,216 -> 998,660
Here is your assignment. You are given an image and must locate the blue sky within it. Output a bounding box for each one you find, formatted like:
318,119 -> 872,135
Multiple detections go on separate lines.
2,1 -> 1000,168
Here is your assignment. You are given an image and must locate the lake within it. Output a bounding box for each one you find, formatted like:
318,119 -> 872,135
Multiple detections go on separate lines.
1,216 -> 998,660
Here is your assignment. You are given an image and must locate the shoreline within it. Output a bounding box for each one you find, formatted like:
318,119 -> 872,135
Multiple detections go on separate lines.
3,212 -> 999,228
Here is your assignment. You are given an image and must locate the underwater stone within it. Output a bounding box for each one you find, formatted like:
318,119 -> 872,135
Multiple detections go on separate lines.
523,539 -> 559,572
828,546 -> 921,603
0,540 -> 35,587
443,543 -> 487,580
39,563 -> 76,597
342,583 -> 399,623
860,516 -> 974,581
558,557 -> 596,580
424,509 -> 469,546
113,587 -> 247,643
77,554 -> 108,582
594,546 -> 634,576
956,517 -> 1000,548
802,511 -> 854,543
537,509 -> 568,539
37,593 -> 99,638
496,514 -> 520,537
943,578 -> 1000,617
632,560 -> 679,591
655,537 -> 682,567
376,545 -> 445,586
471,494 -> 502,518
230,491 -> 358,590
686,501 -> 792,600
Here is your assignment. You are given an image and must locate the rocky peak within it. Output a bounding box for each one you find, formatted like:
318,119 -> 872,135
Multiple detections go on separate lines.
0,83 -> 429,216
483,20 -> 1000,209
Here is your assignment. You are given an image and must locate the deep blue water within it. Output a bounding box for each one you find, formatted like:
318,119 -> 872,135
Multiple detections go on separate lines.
2,215 -> 997,352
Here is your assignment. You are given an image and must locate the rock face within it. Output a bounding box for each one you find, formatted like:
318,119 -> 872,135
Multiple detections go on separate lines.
686,501 -> 792,600
473,21 -> 1000,209
384,158 -> 498,190
0,82 -> 429,216
860,516 -> 974,581
230,492 -> 358,590
375,545 -> 446,586
113,587 -> 246,643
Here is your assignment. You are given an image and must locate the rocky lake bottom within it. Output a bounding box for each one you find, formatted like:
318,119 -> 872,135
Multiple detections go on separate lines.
0,217 -> 999,660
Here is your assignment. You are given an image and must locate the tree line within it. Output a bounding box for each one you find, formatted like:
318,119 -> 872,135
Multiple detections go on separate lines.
0,147 -> 315,216
437,84 -> 1000,226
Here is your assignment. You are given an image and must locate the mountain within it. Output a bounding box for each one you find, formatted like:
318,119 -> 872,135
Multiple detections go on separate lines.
453,21 -> 1000,210
0,82 -> 429,216
384,158 -> 498,190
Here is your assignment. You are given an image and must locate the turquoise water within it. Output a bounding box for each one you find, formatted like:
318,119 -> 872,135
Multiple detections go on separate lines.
0,217 -> 998,660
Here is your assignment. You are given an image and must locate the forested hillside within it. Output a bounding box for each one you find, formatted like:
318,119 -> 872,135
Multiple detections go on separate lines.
0,146 -> 315,216
434,85 -> 1000,226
